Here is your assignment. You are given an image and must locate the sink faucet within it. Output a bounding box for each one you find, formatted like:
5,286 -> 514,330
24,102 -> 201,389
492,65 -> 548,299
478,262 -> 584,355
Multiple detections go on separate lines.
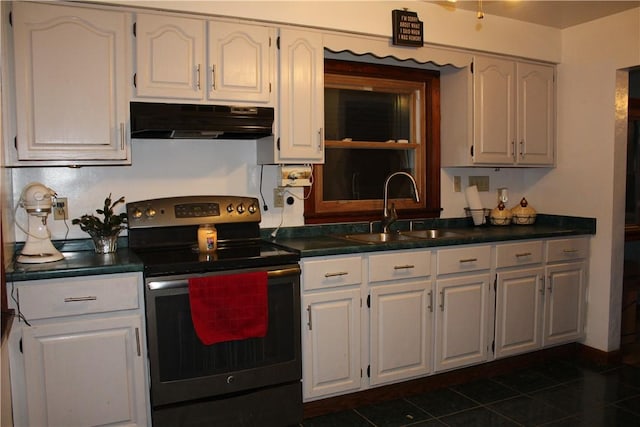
381,171 -> 420,233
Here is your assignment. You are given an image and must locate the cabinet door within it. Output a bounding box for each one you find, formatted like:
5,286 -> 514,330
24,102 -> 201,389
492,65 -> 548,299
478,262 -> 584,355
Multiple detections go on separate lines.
13,2 -> 129,164
434,274 -> 491,372
517,62 -> 555,165
302,289 -> 361,400
277,28 -> 324,163
208,21 -> 273,103
369,280 -> 432,386
473,56 -> 516,164
495,268 -> 544,358
135,13 -> 205,99
22,315 -> 148,427
544,262 -> 586,346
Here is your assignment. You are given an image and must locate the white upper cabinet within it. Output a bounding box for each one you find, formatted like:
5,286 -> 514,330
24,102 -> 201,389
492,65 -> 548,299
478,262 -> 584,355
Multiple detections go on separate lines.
441,56 -> 555,167
208,21 -> 273,103
135,14 -> 205,99
258,28 -> 324,164
12,2 -> 130,165
134,14 -> 274,104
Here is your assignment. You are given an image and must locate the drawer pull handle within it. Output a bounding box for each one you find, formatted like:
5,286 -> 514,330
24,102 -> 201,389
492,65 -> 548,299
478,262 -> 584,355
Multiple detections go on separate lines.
64,296 -> 97,302
439,291 -> 445,311
459,258 -> 478,263
515,252 -> 532,258
563,249 -> 579,253
307,305 -> 312,330
428,290 -> 433,312
325,271 -> 348,278
394,264 -> 415,270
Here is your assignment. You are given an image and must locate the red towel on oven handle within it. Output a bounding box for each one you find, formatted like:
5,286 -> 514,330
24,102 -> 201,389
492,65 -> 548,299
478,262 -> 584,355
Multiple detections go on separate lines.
188,271 -> 268,345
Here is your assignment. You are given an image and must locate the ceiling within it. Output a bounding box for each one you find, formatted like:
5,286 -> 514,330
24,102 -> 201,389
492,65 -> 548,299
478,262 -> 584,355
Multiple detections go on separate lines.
430,1 -> 640,29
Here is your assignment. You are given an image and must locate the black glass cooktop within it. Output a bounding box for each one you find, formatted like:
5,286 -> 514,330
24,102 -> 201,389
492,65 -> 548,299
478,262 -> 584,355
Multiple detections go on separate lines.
133,241 -> 300,277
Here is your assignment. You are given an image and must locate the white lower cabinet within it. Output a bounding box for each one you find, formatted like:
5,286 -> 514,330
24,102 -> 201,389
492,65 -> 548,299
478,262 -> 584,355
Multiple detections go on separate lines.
494,240 -> 545,359
544,261 -> 586,346
368,249 -> 433,386
434,245 -> 492,372
301,255 -> 363,401
300,236 -> 589,401
7,273 -> 149,427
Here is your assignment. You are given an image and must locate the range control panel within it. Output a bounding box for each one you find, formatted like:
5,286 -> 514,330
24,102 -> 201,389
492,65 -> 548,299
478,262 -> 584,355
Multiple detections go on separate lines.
127,196 -> 261,229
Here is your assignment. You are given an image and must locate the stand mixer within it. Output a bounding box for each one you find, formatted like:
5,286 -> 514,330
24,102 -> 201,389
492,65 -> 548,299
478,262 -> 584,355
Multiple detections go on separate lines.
16,182 -> 64,264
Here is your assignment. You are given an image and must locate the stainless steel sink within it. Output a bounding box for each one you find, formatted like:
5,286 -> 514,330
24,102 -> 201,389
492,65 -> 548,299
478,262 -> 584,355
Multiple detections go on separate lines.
337,232 -> 416,244
400,229 -> 462,239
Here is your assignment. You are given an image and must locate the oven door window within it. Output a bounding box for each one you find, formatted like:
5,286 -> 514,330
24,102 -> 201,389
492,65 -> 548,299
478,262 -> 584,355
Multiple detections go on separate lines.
151,278 -> 298,382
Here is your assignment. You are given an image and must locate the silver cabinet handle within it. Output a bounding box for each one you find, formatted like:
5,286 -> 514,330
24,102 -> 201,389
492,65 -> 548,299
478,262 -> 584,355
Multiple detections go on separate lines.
439,290 -> 445,311
459,258 -> 478,263
511,140 -> 516,160
515,252 -> 532,258
306,305 -> 312,330
428,290 -> 433,313
211,64 -> 216,90
318,127 -> 324,152
120,122 -> 125,151
196,64 -> 201,90
394,264 -> 415,270
520,140 -> 525,158
64,296 -> 97,302
135,327 -> 141,357
324,271 -> 348,278
563,249 -> 579,253
547,275 -> 553,293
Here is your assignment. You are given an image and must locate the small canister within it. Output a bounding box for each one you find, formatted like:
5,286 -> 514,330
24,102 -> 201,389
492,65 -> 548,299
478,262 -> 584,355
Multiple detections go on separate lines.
198,224 -> 217,252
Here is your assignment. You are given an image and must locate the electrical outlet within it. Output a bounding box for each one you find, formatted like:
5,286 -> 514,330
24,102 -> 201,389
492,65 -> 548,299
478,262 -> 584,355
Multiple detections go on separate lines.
273,187 -> 285,208
53,197 -> 68,220
469,176 -> 490,192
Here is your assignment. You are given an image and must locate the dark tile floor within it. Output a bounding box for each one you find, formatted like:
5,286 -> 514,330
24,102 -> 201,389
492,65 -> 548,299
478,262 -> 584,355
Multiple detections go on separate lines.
301,359 -> 640,427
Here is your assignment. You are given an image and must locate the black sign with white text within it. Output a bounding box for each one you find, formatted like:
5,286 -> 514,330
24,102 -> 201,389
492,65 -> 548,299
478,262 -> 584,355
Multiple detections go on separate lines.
392,9 -> 423,47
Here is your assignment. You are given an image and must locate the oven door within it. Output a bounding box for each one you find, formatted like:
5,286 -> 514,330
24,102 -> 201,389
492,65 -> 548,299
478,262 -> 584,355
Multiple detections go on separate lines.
144,264 -> 301,408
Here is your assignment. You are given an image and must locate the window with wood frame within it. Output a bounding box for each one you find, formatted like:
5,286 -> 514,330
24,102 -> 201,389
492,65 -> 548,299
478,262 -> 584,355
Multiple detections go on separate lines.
304,59 -> 441,224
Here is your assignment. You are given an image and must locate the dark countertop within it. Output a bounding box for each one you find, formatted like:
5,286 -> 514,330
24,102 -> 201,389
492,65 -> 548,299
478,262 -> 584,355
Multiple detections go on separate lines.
4,214 -> 595,281
6,248 -> 143,282
266,214 -> 597,258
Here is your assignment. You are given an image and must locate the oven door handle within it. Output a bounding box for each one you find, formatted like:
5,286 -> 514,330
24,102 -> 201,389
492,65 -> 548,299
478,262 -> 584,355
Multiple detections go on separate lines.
147,266 -> 301,290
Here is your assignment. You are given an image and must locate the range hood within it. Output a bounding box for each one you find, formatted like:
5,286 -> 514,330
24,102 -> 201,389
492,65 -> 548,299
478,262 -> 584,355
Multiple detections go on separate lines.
130,102 -> 274,140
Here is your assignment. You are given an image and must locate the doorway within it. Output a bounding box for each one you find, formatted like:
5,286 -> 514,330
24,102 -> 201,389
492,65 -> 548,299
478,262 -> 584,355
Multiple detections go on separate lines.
622,69 -> 640,366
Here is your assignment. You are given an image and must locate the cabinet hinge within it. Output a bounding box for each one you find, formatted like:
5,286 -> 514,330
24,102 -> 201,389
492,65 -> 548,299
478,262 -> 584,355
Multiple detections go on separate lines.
367,365 -> 370,378
133,73 -> 137,88
367,294 -> 371,308
8,11 -> 12,27
276,36 -> 280,50
133,22 -> 136,37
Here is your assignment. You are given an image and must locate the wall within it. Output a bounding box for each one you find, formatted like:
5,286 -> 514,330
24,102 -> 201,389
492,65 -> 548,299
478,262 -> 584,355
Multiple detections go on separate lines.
5,1 -> 640,353
8,0 -> 562,241
525,8 -> 640,352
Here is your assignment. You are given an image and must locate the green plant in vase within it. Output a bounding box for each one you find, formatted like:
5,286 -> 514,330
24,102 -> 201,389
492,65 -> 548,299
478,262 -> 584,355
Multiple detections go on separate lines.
72,194 -> 127,253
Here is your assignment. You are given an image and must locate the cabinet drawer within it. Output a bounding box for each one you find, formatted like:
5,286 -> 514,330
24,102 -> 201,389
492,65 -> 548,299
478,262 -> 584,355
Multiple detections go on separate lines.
17,273 -> 141,320
547,237 -> 589,262
368,250 -> 431,283
302,255 -> 362,291
496,241 -> 543,268
437,245 -> 491,275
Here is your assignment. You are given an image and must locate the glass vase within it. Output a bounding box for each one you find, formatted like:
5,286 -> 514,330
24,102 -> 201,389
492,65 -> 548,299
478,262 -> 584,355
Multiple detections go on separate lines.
90,234 -> 119,254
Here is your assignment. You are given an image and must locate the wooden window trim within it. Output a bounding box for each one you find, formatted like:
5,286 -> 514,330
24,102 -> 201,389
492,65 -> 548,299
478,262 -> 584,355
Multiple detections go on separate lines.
304,59 -> 441,224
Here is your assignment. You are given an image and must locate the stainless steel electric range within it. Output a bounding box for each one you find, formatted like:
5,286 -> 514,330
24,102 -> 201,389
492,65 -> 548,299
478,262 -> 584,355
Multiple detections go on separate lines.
127,196 -> 302,427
